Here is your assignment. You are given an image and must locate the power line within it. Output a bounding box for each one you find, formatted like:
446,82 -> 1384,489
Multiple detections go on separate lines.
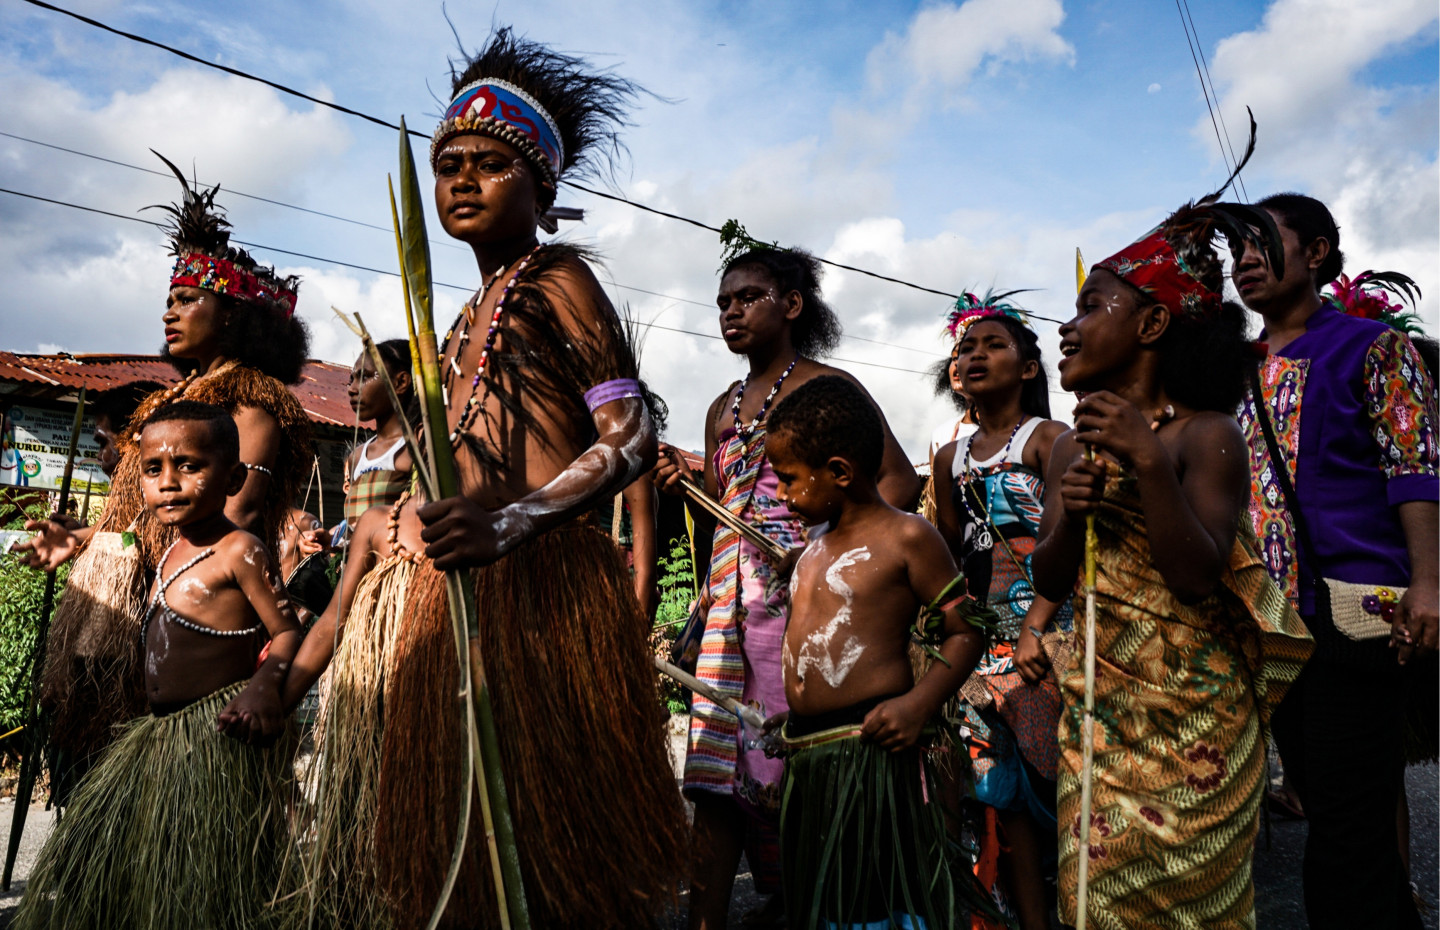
16,0 -> 1054,311
0,129 -> 469,251
0,185 -> 934,377
1179,0 -> 1248,202
1174,0 -> 1246,198
1,126 -> 965,357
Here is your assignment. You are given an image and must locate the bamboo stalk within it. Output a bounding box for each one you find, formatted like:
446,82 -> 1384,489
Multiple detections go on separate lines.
654,656 -> 766,730
677,477 -> 788,564
1074,248 -> 1097,930
393,117 -> 528,930
4,387 -> 86,891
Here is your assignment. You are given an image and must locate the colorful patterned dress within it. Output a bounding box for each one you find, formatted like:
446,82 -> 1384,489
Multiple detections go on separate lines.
684,423 -> 805,889
1056,463 -> 1313,929
952,418 -> 1073,814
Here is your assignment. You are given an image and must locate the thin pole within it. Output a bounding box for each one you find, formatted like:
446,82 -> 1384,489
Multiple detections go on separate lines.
1073,251 -> 1097,930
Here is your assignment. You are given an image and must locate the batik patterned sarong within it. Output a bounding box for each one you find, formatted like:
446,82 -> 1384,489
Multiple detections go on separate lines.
1056,467 -> 1313,929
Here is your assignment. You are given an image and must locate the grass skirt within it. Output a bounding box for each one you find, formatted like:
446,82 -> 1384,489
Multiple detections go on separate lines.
779,717 -> 978,930
373,521 -> 689,929
282,553 -> 414,929
12,682 -> 294,930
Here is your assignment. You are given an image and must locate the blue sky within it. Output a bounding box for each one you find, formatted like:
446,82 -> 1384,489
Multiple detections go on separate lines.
1,0 -> 1435,456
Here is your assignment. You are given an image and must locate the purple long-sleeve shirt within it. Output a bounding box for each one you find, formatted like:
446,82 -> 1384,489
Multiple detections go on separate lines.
1239,302 -> 1438,617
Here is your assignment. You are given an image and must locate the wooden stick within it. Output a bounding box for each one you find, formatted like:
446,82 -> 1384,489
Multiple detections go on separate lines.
654,656 -> 766,730
1074,248 -> 1097,930
676,476 -> 788,564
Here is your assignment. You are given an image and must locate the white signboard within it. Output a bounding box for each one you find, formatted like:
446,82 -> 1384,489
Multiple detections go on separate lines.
0,404 -> 108,493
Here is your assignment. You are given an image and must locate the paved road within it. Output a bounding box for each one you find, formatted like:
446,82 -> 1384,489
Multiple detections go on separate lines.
3,764 -> 1436,928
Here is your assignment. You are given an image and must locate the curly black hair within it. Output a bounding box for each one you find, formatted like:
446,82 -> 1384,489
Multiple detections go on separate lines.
1258,192 -> 1345,286
768,374 -> 882,478
446,26 -> 647,203
721,246 -> 843,358
1117,278 -> 1253,414
139,399 -> 239,465
930,346 -> 968,413
162,295 -> 311,385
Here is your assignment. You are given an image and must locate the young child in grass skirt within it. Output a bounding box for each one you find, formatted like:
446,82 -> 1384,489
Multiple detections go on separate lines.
14,402 -> 304,930
281,29 -> 688,929
18,158 -> 312,804
1032,142 -> 1314,929
761,375 -> 998,929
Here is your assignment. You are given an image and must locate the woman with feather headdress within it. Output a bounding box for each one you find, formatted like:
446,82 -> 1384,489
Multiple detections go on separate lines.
1234,191 -> 1436,930
17,156 -> 313,804
1031,126 -> 1314,928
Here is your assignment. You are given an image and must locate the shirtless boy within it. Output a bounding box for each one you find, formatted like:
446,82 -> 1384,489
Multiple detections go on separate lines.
764,375 -> 990,930
14,401 -> 301,930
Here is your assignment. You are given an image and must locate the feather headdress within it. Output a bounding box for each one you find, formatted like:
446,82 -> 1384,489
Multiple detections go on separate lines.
433,27 -> 643,199
944,289 -> 1033,340
147,152 -> 299,317
1327,270 -> 1425,336
1095,110 -> 1283,319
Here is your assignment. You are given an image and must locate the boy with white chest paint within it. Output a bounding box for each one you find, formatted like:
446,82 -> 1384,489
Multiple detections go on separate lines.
763,375 -> 994,929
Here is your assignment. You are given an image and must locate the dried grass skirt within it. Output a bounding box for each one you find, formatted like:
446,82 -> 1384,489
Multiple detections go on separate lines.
13,682 -> 294,930
373,521 -> 689,929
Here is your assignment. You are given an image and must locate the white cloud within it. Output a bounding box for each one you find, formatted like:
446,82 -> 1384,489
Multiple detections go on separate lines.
1205,0 -> 1439,320
1148,82 -> 1162,94
866,0 -> 1075,107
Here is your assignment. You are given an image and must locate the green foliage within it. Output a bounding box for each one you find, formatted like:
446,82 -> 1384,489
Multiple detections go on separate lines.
717,219 -> 780,274
0,502 -> 69,736
650,537 -> 700,715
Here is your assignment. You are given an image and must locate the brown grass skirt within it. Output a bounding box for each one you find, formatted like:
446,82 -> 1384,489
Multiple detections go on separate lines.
374,522 -> 689,929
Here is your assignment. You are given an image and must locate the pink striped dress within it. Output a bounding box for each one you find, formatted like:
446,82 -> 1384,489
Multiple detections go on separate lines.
684,424 -> 804,872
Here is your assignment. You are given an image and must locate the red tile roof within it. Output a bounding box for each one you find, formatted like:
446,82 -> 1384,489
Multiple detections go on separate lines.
0,352 -> 357,427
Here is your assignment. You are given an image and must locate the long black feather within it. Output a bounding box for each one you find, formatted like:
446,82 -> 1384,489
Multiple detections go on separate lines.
1199,107 -> 1258,206
1354,270 -> 1422,308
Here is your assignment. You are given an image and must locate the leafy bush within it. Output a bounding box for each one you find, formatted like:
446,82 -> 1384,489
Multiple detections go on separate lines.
0,501 -> 69,737
650,536 -> 699,715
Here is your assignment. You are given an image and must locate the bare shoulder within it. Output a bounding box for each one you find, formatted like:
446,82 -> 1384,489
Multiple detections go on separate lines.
1172,411 -> 1247,475
707,382 -> 741,436
217,529 -> 271,576
890,509 -> 948,551
230,404 -> 279,430
533,249 -> 615,329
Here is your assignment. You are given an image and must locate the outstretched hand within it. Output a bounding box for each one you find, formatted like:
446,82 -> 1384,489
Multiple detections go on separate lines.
652,443 -> 699,498
417,495 -> 528,571
14,519 -> 79,572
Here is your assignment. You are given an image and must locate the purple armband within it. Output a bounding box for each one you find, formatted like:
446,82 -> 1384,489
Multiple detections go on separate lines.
584,378 -> 644,412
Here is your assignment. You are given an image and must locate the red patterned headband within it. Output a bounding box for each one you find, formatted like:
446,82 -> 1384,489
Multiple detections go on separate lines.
170,252 -> 298,317
1093,226 -> 1222,320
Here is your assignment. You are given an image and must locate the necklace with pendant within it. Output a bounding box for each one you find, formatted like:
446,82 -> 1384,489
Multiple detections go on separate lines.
958,415 -> 1028,554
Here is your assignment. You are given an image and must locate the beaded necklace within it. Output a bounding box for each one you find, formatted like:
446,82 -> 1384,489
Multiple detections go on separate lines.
445,245 -> 543,446
732,354 -> 799,443
957,415 -> 1028,553
141,540 -> 263,642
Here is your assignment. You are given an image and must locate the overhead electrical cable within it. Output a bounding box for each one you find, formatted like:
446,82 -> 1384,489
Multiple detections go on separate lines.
15,0 -> 1067,322
1178,0 -> 1249,202
0,129 -> 1015,355
0,185 -> 937,377
1173,0 -> 1249,201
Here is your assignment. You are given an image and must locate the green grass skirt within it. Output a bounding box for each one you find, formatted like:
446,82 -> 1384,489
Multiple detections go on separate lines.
12,682 -> 294,930
780,720 -> 995,930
